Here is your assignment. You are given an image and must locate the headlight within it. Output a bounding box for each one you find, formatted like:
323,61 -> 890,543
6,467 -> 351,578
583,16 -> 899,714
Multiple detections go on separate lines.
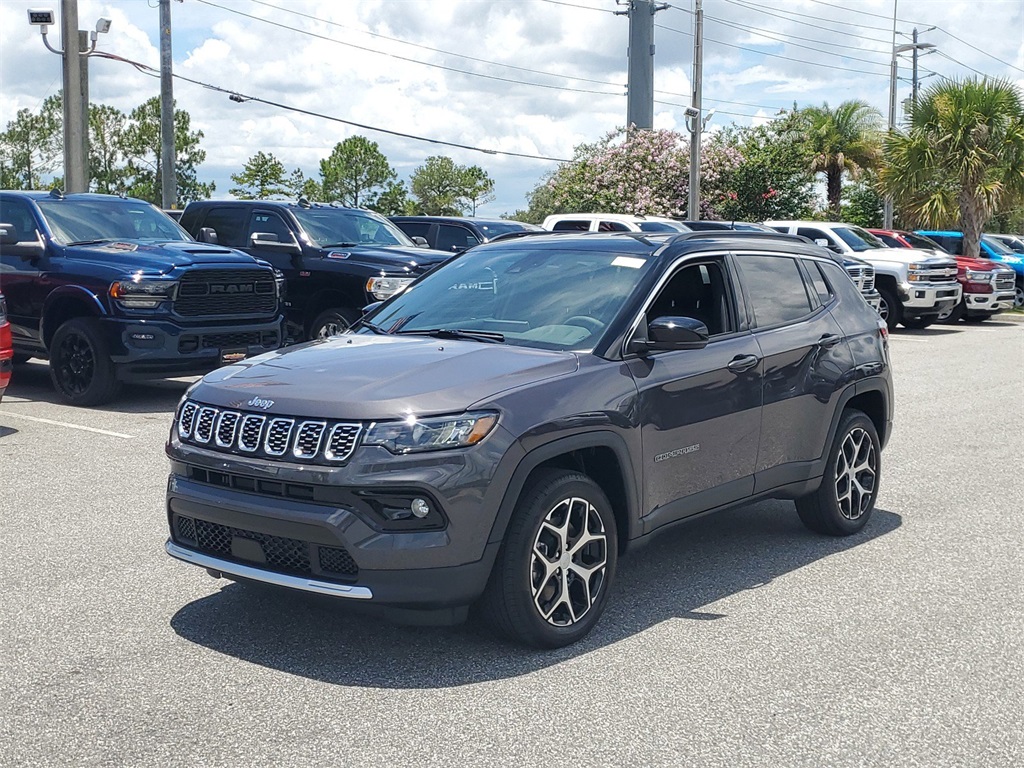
366,276 -> 413,301
363,411 -> 498,454
109,278 -> 176,308
965,270 -> 993,282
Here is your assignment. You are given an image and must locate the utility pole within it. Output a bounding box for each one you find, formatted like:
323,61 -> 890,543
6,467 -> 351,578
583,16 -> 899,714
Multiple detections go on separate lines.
883,0 -> 898,229
688,0 -> 703,221
159,0 -> 176,209
61,0 -> 86,192
79,30 -> 90,188
619,1 -> 669,131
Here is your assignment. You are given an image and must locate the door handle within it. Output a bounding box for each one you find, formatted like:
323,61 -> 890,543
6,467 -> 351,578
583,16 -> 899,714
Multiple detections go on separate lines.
817,334 -> 842,349
727,354 -> 760,373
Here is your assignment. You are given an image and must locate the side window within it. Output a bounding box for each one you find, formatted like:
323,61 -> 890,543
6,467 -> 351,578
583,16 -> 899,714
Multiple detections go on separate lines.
0,198 -> 40,242
738,254 -> 814,327
395,221 -> 430,240
248,211 -> 296,244
806,261 -> 833,304
201,207 -> 248,247
797,227 -> 835,248
647,261 -> 733,336
598,220 -> 630,232
435,224 -> 478,252
818,260 -> 865,308
551,219 -> 590,232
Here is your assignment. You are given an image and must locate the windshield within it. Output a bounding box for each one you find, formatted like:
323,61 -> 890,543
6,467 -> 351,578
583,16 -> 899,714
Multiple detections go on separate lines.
993,235 -> 1024,254
37,198 -> 190,244
982,235 -> 1014,255
292,207 -> 415,248
637,221 -> 688,232
903,232 -> 946,251
476,221 -> 542,238
833,226 -> 886,252
365,245 -> 657,351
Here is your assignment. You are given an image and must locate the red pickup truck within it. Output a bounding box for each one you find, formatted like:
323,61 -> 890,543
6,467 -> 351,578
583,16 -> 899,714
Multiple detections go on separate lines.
869,229 -> 1016,322
0,293 -> 12,402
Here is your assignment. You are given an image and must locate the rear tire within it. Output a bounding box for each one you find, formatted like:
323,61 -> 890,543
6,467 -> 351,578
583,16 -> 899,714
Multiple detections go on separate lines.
480,468 -> 618,648
796,409 -> 880,536
309,307 -> 360,340
48,317 -> 121,406
877,285 -> 901,332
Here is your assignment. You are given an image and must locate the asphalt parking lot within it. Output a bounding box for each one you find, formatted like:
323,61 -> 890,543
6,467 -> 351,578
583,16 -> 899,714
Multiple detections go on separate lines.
1,319 -> 1022,767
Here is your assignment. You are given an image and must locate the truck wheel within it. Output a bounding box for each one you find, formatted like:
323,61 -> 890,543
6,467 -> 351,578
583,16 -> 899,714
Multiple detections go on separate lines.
876,285 -> 901,332
309,307 -> 359,340
901,317 -> 933,330
940,301 -> 964,324
480,468 -> 618,648
1015,281 -> 1023,310
49,317 -> 121,406
796,409 -> 880,536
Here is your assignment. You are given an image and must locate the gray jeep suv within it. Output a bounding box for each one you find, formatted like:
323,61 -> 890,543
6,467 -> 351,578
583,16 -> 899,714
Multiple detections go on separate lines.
165,231 -> 892,648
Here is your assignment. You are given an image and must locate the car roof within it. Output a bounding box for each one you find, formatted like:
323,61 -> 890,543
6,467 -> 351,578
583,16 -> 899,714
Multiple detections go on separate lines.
915,230 -> 961,236
390,215 -> 535,225
2,190 -> 153,205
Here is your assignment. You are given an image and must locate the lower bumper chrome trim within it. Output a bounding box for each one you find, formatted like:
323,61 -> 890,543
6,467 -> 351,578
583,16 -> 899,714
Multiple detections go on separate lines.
165,540 -> 373,599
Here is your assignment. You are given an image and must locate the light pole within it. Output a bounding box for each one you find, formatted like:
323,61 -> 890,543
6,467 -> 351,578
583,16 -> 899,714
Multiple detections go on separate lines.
28,4 -> 111,193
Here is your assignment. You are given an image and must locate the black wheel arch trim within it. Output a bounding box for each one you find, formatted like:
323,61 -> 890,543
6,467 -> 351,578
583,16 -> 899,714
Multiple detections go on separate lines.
41,286 -> 108,347
486,430 -> 642,549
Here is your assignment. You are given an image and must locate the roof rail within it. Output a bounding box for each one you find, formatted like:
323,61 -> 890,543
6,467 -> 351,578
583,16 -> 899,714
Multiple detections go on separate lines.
667,230 -> 810,245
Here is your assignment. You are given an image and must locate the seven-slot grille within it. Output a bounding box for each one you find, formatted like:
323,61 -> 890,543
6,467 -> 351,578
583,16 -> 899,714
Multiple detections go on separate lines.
177,400 -> 361,463
174,268 -> 278,317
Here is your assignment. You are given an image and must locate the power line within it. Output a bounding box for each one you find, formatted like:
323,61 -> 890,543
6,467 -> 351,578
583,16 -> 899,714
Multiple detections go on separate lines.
245,0 -> 623,90
195,0 -> 622,97
721,0 -> 898,37
538,0 -> 614,12
934,28 -> 1024,75
802,0 -> 928,27
90,51 -> 571,163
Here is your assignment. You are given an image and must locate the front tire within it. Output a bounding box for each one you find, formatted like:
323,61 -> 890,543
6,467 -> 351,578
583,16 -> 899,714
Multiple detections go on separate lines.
877,285 -> 901,332
480,469 -> 618,648
48,317 -> 121,406
901,317 -> 933,330
309,307 -> 359,340
796,409 -> 880,536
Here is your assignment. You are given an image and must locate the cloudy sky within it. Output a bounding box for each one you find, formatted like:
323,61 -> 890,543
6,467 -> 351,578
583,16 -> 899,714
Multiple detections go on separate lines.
1,0 -> 1022,215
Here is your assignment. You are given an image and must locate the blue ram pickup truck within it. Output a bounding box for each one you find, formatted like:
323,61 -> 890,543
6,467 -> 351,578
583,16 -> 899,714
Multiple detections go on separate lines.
0,190 -> 284,406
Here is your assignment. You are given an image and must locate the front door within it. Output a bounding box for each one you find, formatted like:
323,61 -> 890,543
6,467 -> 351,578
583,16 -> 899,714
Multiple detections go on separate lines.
0,196 -> 47,350
625,258 -> 762,531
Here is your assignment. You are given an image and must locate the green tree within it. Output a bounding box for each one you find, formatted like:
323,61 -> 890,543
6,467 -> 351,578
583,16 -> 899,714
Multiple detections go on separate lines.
319,136 -> 397,207
712,112 -> 816,222
0,94 -> 62,189
880,78 -> 1024,256
409,156 -> 471,215
369,179 -> 411,215
463,165 -> 495,215
89,103 -> 128,194
230,151 -> 290,199
840,171 -> 885,228
120,97 -> 215,205
802,100 -> 883,215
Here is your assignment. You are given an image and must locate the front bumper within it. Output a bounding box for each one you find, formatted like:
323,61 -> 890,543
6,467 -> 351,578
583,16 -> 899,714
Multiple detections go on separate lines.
899,282 -> 962,313
103,315 -> 284,379
964,290 -> 1016,314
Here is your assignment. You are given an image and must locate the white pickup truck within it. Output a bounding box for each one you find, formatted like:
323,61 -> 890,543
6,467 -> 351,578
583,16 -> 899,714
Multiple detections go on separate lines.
766,221 -> 962,330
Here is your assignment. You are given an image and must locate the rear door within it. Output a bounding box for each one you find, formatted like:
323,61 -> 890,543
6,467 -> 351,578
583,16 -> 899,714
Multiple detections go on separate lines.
0,196 -> 47,349
734,252 -> 853,491
625,255 -> 762,530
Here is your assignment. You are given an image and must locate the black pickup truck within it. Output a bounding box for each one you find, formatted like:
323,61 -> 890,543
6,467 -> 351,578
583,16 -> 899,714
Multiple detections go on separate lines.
0,191 -> 284,406
178,199 -> 452,342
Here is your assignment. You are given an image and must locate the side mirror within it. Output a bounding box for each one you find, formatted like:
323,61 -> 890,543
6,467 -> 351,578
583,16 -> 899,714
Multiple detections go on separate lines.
630,316 -> 709,354
0,223 -> 18,245
251,232 -> 300,252
411,236 -> 429,248
813,238 -> 830,248
197,227 -> 219,244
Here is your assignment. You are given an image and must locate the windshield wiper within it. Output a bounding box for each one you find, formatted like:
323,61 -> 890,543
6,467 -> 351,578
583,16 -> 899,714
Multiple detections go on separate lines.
321,242 -> 359,248
396,328 -> 505,344
350,317 -> 390,335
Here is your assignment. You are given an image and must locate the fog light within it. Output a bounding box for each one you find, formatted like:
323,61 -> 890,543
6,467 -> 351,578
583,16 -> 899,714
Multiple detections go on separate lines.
411,498 -> 431,518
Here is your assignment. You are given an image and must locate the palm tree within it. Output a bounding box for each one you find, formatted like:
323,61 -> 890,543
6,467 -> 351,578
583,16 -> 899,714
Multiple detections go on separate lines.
879,78 -> 1024,257
803,100 -> 884,215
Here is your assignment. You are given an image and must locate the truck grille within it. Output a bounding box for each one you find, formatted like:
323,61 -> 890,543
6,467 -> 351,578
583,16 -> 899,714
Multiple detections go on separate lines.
177,400 -> 362,464
175,268 -> 278,317
845,264 -> 875,292
994,271 -> 1015,291
913,261 -> 959,284
172,514 -> 358,578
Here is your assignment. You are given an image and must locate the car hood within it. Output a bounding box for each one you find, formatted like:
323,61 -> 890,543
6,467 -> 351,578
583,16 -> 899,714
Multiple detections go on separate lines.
316,244 -> 452,273
862,247 -> 955,266
62,240 -> 260,273
188,334 -> 580,420
954,255 -> 1005,270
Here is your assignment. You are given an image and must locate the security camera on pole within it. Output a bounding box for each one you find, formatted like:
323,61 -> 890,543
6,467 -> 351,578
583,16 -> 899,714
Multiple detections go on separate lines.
28,3 -> 112,193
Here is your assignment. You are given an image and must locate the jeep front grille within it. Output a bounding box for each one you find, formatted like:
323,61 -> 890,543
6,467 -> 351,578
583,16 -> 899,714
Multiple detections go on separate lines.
176,400 -> 361,464
175,268 -> 278,317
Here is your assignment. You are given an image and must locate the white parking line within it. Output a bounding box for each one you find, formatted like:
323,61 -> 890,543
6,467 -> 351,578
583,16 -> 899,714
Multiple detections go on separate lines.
0,410 -> 134,439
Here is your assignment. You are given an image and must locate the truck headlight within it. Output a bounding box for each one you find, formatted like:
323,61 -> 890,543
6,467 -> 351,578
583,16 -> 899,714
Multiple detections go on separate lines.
364,411 -> 498,454
109,278 -> 176,308
965,270 -> 992,282
366,276 -> 413,301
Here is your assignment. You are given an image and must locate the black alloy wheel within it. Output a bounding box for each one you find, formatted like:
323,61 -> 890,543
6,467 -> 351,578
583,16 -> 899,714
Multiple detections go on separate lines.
48,317 -> 121,406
